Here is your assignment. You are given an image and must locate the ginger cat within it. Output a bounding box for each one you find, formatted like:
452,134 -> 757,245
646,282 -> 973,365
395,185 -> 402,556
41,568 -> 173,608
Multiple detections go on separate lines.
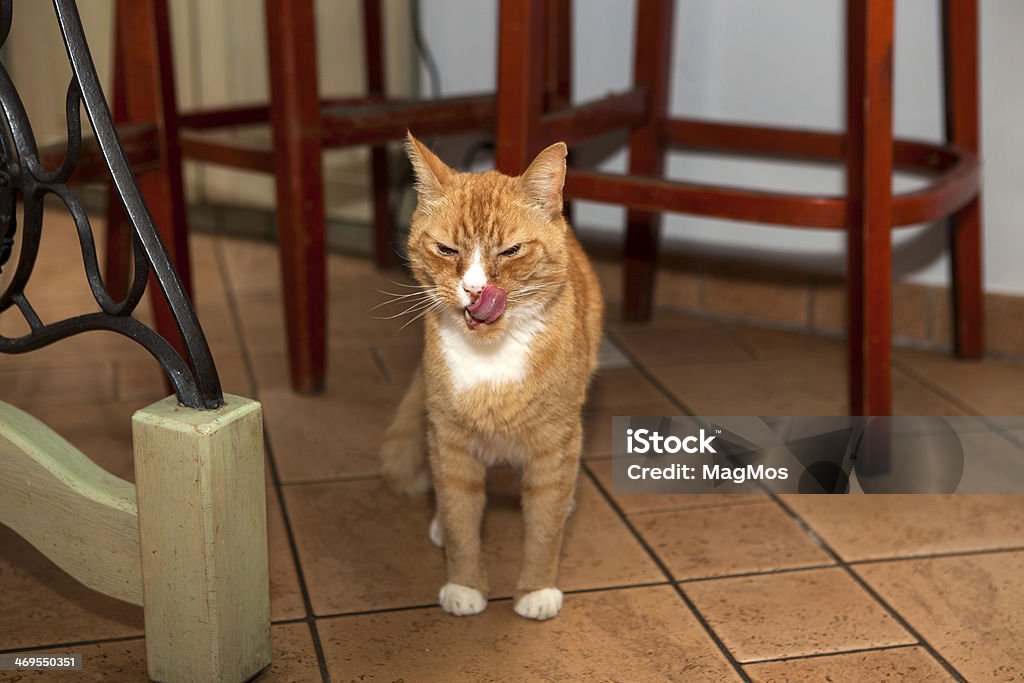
379,133 -> 603,621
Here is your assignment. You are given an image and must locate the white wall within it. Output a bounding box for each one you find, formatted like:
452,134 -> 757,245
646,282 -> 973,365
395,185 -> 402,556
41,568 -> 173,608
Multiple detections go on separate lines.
420,0 -> 1024,295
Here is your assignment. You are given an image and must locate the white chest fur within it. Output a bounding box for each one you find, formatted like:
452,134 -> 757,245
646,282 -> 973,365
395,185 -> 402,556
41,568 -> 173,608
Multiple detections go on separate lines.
436,308 -> 546,393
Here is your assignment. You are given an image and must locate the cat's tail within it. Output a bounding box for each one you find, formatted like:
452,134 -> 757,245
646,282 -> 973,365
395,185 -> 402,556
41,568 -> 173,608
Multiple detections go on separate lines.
379,366 -> 431,495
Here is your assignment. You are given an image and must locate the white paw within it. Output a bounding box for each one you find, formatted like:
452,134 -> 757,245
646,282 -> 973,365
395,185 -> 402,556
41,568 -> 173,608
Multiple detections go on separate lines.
514,588 -> 563,621
429,514 -> 444,548
439,583 -> 486,616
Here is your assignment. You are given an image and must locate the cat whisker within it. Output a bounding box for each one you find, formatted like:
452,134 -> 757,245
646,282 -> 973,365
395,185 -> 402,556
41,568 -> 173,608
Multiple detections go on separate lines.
372,296 -> 441,320
388,280 -> 434,289
398,298 -> 446,331
371,289 -> 440,311
373,290 -> 435,304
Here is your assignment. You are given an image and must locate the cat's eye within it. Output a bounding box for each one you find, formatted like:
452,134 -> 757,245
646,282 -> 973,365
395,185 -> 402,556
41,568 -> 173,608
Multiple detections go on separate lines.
499,244 -> 522,257
436,244 -> 458,257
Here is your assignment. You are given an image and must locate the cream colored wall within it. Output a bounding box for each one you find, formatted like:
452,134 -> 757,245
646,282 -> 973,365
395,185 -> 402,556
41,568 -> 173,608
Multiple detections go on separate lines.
4,1 -> 414,222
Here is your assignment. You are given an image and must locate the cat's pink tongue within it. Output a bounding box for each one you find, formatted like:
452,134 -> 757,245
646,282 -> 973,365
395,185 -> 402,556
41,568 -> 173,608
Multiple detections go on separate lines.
466,285 -> 507,324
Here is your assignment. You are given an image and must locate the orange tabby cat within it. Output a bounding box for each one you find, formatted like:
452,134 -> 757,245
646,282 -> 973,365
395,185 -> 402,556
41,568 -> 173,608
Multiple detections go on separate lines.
380,133 -> 603,620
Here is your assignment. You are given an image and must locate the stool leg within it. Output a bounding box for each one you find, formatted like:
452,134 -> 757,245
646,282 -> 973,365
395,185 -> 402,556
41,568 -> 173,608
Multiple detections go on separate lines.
545,0 -> 574,224
846,0 -> 894,416
104,13 -> 131,302
496,0 -> 546,174
364,0 -> 393,270
266,0 -> 327,393
943,0 -> 984,358
116,0 -> 192,336
623,0 -> 673,321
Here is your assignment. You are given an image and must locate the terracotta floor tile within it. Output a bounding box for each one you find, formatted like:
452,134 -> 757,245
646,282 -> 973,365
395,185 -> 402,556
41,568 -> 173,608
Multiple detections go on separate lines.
219,237 -> 284,296
744,646 -> 953,682
6,639 -> 150,681
192,301 -> 244,355
117,348 -> 253,404
655,358 -> 963,416
220,236 -> 376,297
318,585 -> 739,682
605,308 -> 719,333
267,486 -> 306,622
581,404 -> 680,459
855,551 -> 1024,682
781,495 -> 1024,561
261,378 -> 403,483
0,364 -> 116,408
722,324 -> 845,360
587,367 -> 673,412
896,349 -> 1024,415
372,343 -> 422,386
611,326 -> 751,367
586,459 -> 768,514
0,319 -> 151,371
683,567 -> 914,662
596,335 -> 632,369
283,472 -> 662,615
232,290 -> 425,355
0,525 -> 144,650
633,503 -> 833,580
7,622 -> 321,682
21,402 -> 137,482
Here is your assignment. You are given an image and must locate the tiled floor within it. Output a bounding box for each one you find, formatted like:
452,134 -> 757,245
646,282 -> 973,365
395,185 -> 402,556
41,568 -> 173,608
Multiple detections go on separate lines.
2,217 -> 1024,681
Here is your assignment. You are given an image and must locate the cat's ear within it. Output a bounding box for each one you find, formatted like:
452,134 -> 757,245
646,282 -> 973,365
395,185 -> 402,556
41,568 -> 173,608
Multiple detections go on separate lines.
521,142 -> 567,220
406,132 -> 454,207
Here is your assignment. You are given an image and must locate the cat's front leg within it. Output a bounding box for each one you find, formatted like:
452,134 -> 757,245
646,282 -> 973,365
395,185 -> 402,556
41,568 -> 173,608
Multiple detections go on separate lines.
515,424 -> 581,621
430,429 -> 489,616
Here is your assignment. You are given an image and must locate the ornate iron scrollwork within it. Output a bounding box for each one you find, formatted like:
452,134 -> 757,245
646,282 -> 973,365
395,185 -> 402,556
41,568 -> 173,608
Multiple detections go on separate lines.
0,0 -> 223,410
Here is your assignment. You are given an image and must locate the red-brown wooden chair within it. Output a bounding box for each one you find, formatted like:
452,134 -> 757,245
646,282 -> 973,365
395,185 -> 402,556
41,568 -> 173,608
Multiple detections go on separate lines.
107,0 -> 513,394
495,0 -> 983,416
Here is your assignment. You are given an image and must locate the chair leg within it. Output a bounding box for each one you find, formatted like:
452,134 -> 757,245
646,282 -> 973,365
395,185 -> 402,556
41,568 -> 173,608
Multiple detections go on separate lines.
943,0 -> 984,358
623,0 -> 673,321
104,14 -> 131,302
546,0 -> 574,225
266,0 -> 327,393
495,0 -> 546,174
363,0 -> 393,270
846,0 -> 895,416
115,0 -> 192,338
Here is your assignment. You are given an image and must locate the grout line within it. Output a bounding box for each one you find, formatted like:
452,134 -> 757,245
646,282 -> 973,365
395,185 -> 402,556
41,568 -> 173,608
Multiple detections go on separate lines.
676,564 -> 839,585
741,641 -> 921,667
0,633 -> 144,655
602,328 -> 697,417
279,473 -> 382,488
214,239 -> 332,683
846,544 -> 1024,567
889,358 -> 983,417
624,499 -> 775,517
721,332 -> 760,361
369,345 -> 391,383
580,461 -> 753,683
893,358 -> 1024,453
768,494 -> 968,683
311,582 -> 675,622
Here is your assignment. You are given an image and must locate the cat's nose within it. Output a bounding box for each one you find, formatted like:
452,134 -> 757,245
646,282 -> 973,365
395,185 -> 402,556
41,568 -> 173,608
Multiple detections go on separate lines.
463,282 -> 484,300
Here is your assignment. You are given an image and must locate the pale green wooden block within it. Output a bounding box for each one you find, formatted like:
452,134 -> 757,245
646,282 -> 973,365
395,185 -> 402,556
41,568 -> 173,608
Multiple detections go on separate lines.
133,393 -> 270,683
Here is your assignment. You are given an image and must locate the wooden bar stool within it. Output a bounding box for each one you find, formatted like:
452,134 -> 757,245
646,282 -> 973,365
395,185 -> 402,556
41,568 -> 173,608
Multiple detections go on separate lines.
108,1 -> 501,393
496,0 -> 983,416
